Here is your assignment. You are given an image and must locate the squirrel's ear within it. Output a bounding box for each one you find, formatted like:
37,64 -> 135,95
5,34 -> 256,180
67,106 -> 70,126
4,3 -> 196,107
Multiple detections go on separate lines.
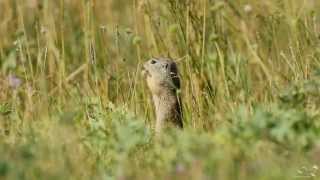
169,62 -> 178,74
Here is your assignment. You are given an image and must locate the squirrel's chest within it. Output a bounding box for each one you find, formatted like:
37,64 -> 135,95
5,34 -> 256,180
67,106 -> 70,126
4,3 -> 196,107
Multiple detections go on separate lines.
152,95 -> 177,119
146,76 -> 164,95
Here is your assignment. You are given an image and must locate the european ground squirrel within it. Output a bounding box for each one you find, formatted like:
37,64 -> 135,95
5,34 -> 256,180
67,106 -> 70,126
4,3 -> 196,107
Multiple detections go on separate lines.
142,58 -> 183,134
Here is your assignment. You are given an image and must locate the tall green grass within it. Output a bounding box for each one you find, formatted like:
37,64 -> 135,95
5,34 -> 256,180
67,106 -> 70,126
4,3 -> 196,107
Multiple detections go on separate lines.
1,0 -> 320,179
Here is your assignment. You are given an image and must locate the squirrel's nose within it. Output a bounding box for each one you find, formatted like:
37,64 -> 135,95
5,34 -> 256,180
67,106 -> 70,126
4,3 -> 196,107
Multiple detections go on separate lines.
141,64 -> 149,77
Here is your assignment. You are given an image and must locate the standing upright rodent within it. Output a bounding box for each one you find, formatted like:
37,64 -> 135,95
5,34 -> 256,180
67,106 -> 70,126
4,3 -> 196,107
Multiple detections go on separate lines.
142,57 -> 183,134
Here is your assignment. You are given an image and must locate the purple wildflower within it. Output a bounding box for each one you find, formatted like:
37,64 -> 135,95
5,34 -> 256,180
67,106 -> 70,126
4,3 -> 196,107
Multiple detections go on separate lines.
8,75 -> 22,89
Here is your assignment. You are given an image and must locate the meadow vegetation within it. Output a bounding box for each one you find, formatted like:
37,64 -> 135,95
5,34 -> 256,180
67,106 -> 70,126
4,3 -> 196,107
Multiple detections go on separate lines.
1,0 -> 320,179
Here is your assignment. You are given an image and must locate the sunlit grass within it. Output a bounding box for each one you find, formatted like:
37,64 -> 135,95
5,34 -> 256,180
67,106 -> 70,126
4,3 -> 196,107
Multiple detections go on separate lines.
0,0 -> 320,179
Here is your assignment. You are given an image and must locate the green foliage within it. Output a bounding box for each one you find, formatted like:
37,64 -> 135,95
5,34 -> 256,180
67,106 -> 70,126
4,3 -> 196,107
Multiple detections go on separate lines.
226,105 -> 320,150
280,78 -> 320,109
84,99 -> 151,153
0,103 -> 11,116
82,98 -> 151,177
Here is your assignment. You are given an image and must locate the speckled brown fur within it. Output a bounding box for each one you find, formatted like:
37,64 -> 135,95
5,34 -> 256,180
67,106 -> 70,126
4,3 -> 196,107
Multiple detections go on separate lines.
142,58 -> 183,134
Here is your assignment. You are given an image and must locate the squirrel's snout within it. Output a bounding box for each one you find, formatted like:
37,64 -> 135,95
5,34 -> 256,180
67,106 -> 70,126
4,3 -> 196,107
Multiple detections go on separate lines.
141,69 -> 147,77
141,65 -> 151,78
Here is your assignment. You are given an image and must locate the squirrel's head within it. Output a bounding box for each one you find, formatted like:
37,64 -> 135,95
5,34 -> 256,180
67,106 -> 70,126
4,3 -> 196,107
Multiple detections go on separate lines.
142,58 -> 180,95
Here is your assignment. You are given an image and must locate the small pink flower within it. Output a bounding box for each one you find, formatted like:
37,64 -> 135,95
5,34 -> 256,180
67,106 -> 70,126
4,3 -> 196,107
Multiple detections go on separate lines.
8,75 -> 22,89
176,164 -> 185,173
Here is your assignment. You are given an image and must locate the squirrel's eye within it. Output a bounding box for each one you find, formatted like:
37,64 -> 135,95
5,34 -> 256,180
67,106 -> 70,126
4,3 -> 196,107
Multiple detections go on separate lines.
150,60 -> 157,64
